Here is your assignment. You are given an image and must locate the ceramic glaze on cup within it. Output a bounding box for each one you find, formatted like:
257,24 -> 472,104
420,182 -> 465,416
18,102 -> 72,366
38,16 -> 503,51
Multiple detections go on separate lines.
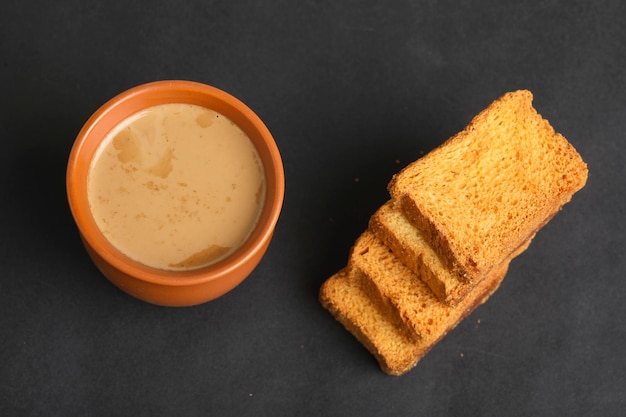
67,81 -> 284,306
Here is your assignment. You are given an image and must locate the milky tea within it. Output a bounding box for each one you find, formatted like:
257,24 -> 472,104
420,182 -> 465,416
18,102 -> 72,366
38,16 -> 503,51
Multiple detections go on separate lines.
87,103 -> 265,270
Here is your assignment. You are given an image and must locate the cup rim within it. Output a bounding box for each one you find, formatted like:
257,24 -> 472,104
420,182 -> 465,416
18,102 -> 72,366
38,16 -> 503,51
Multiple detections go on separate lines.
67,80 -> 284,287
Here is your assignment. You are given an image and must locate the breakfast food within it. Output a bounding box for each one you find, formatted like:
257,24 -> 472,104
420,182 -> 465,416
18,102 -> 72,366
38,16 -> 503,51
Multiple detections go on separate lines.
370,201 -> 534,305
369,201 -> 476,305
319,261 -> 508,376
319,90 -> 588,375
388,90 -> 588,282
350,230 -> 514,342
319,269 -> 422,376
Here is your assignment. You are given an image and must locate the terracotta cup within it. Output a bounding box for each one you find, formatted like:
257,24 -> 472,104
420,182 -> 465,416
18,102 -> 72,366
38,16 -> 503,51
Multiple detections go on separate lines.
67,80 -> 284,306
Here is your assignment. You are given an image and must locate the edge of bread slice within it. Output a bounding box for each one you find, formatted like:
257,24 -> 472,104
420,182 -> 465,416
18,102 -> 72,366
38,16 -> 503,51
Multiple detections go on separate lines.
369,200 -> 473,305
349,230 -> 510,342
320,237 -> 510,375
388,90 -> 588,281
370,200 -> 535,305
319,268 -> 424,376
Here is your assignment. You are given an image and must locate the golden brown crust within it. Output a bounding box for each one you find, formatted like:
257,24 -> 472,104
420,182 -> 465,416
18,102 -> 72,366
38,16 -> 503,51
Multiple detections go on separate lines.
319,269 -> 423,375
369,201 -> 473,304
351,230 -> 509,343
319,90 -> 588,375
389,90 -> 588,282
370,201 -> 533,305
319,252 -> 509,375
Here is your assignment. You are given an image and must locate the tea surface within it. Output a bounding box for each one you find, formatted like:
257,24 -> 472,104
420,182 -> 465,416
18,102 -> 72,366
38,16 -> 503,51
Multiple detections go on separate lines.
88,103 -> 265,270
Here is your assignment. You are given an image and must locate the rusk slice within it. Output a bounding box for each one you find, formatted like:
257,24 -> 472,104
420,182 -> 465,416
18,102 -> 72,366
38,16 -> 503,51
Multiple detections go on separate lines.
370,200 -> 534,305
320,234 -> 509,375
389,90 -> 588,282
349,230 -> 509,343
369,201 -> 473,305
319,268 -> 423,376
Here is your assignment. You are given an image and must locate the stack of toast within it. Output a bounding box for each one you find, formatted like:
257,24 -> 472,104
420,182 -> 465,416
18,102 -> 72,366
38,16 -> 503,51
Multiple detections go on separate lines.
319,90 -> 588,375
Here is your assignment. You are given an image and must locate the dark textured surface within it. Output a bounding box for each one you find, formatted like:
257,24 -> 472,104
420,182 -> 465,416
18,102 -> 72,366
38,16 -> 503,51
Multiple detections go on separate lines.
1,1 -> 624,415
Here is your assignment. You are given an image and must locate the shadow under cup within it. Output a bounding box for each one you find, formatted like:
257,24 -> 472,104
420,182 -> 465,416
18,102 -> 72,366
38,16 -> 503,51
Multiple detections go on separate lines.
67,80 -> 285,306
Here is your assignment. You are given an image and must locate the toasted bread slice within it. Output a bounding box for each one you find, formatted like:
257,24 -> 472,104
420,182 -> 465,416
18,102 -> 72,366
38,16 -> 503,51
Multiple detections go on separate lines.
388,90 -> 588,282
369,201 -> 472,305
319,268 -> 423,376
370,200 -> 534,305
320,237 -> 509,375
349,230 -> 509,342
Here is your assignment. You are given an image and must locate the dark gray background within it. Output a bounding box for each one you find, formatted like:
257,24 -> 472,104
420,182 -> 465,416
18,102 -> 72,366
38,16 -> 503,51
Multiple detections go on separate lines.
1,0 -> 624,415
